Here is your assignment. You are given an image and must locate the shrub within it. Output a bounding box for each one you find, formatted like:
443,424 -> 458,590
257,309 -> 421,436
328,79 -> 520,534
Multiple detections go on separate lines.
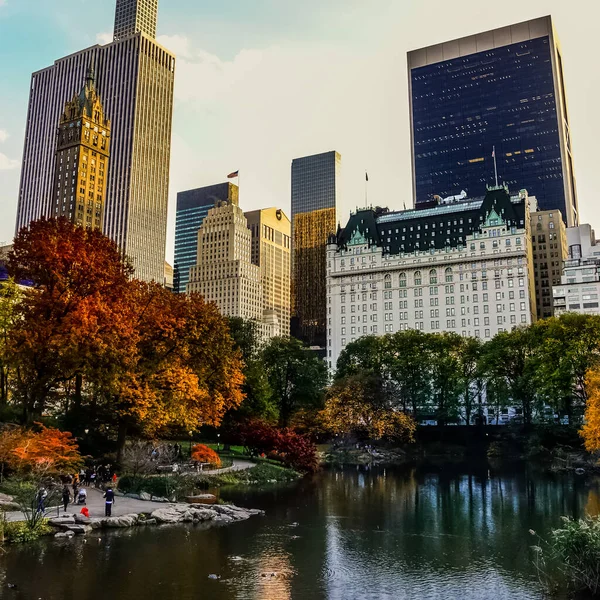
238,421 -> 318,473
5,519 -> 52,544
531,515 -> 600,596
191,444 -> 221,467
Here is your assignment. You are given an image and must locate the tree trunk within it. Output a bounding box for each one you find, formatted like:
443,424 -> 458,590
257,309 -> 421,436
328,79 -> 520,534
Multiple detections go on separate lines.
74,373 -> 83,411
116,421 -> 128,465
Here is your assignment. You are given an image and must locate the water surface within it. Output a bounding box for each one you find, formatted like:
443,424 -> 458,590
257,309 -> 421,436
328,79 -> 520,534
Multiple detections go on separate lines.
0,462 -> 597,600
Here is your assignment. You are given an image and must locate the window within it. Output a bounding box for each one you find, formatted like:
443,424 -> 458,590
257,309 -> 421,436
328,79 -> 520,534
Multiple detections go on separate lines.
384,274 -> 391,289
399,273 -> 407,288
429,269 -> 437,284
445,267 -> 453,282
414,271 -> 422,285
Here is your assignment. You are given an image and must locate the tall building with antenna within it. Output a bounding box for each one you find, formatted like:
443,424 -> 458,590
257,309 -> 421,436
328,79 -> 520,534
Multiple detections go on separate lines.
15,0 -> 174,282
408,16 -> 578,227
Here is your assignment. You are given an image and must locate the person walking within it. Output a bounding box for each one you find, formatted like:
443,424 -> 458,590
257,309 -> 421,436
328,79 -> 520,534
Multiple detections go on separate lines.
62,486 -> 71,513
36,487 -> 48,514
103,487 -> 115,517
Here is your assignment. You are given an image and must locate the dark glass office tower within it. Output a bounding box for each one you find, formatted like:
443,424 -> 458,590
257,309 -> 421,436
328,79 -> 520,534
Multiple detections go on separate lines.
408,16 -> 578,226
174,182 -> 238,293
291,151 -> 340,347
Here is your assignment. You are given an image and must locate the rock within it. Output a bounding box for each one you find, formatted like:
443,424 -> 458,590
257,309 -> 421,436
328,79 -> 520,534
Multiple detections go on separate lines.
124,493 -> 141,500
0,492 -> 13,503
103,514 -> 139,528
575,468 -> 586,475
49,516 -> 76,527
138,518 -> 156,526
65,530 -> 75,538
65,524 -> 90,535
74,515 -> 92,525
0,500 -> 20,510
208,574 -> 220,580
151,496 -> 170,503
150,507 -> 182,524
54,532 -> 68,538
139,491 -> 152,501
186,494 -> 216,505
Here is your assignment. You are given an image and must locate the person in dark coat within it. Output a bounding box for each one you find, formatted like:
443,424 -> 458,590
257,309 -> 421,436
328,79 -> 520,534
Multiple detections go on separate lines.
103,487 -> 115,517
62,486 -> 71,512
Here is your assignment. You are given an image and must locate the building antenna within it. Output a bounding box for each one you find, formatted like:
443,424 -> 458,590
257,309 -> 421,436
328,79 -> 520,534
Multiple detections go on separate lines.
492,146 -> 499,187
365,171 -> 369,207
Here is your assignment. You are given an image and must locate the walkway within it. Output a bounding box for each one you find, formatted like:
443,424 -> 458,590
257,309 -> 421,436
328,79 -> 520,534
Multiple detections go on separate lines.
3,459 -> 256,522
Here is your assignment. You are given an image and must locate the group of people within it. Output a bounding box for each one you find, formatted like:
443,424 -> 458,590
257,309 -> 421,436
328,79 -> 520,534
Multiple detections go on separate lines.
149,443 -> 183,461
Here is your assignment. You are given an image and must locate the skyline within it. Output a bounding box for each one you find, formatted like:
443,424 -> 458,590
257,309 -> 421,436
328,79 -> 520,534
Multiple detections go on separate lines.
1,1 -> 600,262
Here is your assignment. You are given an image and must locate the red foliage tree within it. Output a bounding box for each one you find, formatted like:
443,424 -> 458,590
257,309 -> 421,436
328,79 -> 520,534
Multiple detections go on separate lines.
191,444 -> 221,467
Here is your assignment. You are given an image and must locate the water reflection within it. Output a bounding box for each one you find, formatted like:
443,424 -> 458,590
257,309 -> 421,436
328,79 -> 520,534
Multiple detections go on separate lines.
0,463 -> 597,600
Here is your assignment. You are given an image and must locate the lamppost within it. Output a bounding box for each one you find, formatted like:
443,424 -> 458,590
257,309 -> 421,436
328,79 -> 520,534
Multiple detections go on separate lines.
188,430 -> 193,458
217,433 -> 221,452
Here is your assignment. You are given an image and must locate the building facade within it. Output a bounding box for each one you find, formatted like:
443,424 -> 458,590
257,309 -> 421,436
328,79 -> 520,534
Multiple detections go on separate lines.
291,151 -> 341,346
326,186 -> 536,369
245,208 -> 292,337
114,0 -> 158,41
174,183 -> 238,294
408,16 -> 578,227
52,68 -> 110,230
530,209 -> 567,319
553,224 -> 600,316
15,0 -> 175,282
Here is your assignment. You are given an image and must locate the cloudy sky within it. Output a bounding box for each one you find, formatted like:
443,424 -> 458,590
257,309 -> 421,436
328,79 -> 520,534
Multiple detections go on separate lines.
0,0 -> 598,261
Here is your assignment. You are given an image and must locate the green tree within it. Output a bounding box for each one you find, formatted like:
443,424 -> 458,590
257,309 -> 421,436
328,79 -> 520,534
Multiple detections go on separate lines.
262,337 -> 328,427
227,317 -> 261,362
482,327 -> 538,424
531,314 -> 600,423
335,336 -> 387,379
0,279 -> 22,406
457,336 -> 484,425
428,332 -> 463,425
385,330 -> 433,419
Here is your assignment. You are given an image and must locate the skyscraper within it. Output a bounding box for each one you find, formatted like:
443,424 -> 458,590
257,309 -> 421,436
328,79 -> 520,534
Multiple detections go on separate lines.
245,208 -> 292,337
114,0 -> 158,41
15,0 -> 174,282
174,183 -> 238,294
291,151 -> 340,347
408,16 -> 578,226
53,67 -> 110,231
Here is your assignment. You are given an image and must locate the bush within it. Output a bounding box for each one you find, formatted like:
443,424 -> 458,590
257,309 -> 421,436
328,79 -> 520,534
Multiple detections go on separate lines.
191,444 -> 221,467
531,515 -> 600,596
4,519 -> 52,544
238,421 -> 318,473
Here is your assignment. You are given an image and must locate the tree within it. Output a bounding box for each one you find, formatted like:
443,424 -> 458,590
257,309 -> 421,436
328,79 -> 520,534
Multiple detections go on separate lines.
481,327 -> 538,425
321,370 -> 416,443
457,336 -> 484,426
7,218 -> 132,422
0,279 -> 22,406
8,424 -> 83,477
428,332 -> 463,425
262,337 -> 328,427
227,317 -> 261,362
531,314 -> 600,423
191,444 -> 221,467
581,369 -> 600,453
335,336 -> 387,379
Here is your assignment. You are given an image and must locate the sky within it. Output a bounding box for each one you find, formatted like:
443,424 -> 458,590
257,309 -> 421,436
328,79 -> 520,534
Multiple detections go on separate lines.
0,0 -> 599,262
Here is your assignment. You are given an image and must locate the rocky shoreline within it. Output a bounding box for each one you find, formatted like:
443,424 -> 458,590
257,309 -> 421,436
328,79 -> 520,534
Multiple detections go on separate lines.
49,502 -> 264,538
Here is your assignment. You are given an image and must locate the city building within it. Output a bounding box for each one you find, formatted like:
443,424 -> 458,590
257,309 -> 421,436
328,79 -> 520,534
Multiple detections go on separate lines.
530,209 -> 567,319
15,0 -> 175,283
187,196 -> 279,339
291,151 -> 341,347
245,208 -> 292,337
553,224 -> 600,316
174,183 -> 238,294
408,16 -> 578,226
164,261 -> 174,292
52,67 -> 110,230
326,185 -> 536,369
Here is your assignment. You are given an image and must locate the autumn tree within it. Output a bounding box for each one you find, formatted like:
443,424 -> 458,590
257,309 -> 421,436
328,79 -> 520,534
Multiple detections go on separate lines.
0,279 -> 22,406
581,369 -> 600,453
321,370 -> 416,443
191,444 -> 221,467
7,218 -> 132,422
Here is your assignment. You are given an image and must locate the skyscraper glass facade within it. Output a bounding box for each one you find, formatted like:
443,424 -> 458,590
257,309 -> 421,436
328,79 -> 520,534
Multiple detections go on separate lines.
174,183 -> 238,293
291,151 -> 340,347
411,35 -> 571,222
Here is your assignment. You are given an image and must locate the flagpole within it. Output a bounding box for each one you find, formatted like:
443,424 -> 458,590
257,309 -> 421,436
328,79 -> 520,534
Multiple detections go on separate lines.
365,171 -> 368,207
493,146 -> 499,187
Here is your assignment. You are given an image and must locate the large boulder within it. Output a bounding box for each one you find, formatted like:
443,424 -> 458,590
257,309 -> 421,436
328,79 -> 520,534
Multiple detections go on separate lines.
139,492 -> 152,501
150,506 -> 183,524
65,524 -> 90,535
102,514 -> 139,528
74,514 -> 92,525
186,494 -> 216,505
49,516 -> 76,527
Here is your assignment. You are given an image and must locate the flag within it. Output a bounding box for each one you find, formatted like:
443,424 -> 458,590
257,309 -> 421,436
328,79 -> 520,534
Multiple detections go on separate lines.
227,170 -> 239,179
365,172 -> 369,182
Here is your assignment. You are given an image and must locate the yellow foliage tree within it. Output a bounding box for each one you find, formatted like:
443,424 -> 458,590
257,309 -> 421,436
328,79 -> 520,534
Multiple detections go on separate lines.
581,369 -> 600,453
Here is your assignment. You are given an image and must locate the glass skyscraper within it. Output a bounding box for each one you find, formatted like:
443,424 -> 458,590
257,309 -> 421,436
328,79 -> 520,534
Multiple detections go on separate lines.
291,151 -> 341,347
408,16 -> 578,226
174,182 -> 238,293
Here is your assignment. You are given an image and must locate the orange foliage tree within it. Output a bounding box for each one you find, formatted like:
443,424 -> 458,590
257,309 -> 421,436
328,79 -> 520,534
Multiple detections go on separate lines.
5,424 -> 83,477
7,219 -> 245,457
191,444 -> 221,467
581,369 -> 600,453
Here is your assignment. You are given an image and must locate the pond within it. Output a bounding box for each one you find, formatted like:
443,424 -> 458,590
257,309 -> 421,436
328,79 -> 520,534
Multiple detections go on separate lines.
0,461 -> 598,599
